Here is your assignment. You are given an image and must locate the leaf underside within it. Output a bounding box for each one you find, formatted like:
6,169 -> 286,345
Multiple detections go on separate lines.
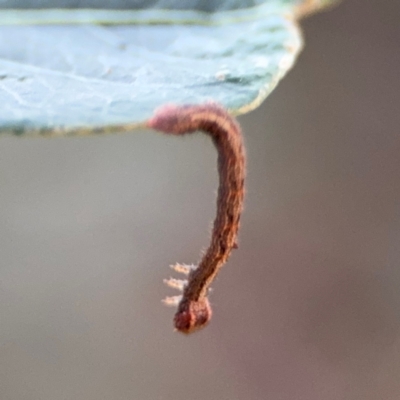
0,0 -> 338,136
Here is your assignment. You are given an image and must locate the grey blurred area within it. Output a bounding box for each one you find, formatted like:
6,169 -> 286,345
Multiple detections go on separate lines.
1,0 -> 400,399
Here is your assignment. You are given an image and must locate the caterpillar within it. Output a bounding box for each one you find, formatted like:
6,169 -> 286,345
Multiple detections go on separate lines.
147,103 -> 246,334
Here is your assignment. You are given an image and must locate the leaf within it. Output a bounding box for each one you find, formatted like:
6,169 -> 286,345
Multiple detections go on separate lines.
0,0 -> 339,136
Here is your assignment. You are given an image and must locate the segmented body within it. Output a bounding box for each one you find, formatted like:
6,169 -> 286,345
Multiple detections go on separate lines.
147,103 -> 246,334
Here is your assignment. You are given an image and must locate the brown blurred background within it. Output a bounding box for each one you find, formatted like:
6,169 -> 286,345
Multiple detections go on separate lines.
1,1 -> 400,399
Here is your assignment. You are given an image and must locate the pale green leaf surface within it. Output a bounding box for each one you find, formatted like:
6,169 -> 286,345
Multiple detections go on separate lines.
0,0 -> 338,136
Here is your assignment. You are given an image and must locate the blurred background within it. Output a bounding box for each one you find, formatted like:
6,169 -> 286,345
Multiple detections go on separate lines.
1,0 -> 400,399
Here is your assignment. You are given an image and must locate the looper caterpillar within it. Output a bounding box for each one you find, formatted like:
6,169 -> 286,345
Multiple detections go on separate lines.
147,103 -> 246,334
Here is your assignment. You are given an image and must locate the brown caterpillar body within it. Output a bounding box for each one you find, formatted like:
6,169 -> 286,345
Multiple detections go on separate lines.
147,103 -> 246,334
